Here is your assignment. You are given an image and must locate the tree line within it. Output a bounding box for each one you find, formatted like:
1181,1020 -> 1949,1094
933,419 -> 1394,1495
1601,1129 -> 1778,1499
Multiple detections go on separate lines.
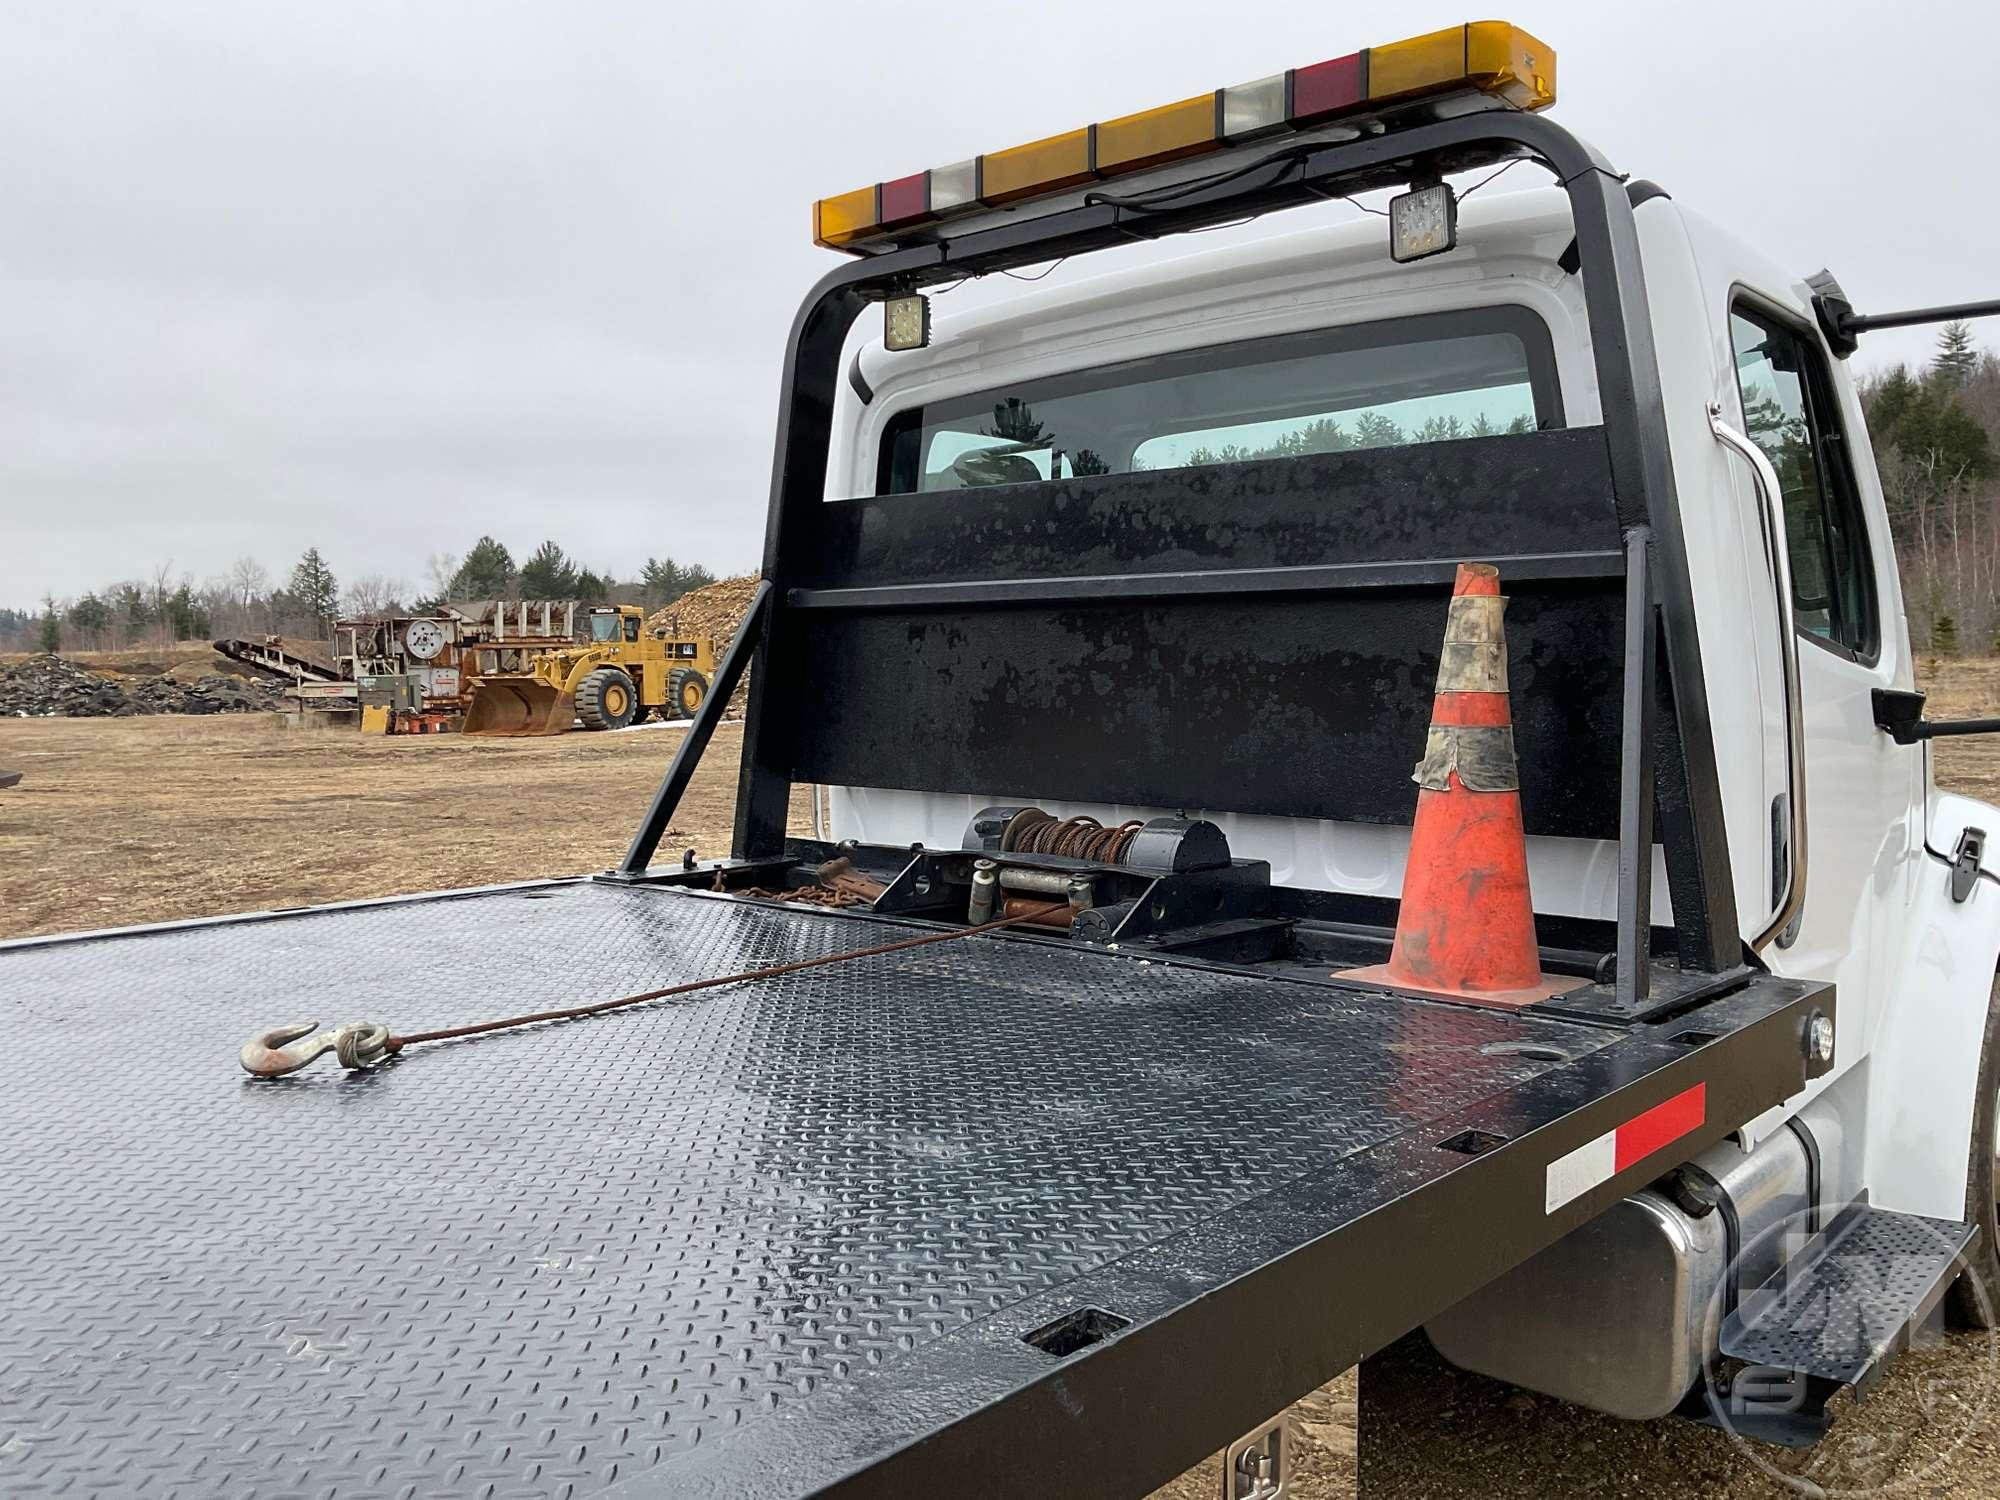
6,536 -> 719,654
12,326 -> 1998,657
1859,323 -> 1999,653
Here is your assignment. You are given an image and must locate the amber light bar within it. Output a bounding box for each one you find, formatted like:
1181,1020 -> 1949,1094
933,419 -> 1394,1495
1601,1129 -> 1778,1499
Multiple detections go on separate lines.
813,21 -> 1555,252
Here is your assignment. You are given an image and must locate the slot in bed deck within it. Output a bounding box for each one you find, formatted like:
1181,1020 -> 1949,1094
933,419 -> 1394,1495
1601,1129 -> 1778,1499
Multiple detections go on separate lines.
0,880 -> 1829,1498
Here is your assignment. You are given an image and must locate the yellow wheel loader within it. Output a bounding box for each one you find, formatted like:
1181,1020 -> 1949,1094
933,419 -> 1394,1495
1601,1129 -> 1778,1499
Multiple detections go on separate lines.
461,605 -> 716,736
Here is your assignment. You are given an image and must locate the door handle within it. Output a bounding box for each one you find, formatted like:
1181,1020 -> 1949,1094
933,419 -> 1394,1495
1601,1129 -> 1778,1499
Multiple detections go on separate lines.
1711,403 -> 1807,952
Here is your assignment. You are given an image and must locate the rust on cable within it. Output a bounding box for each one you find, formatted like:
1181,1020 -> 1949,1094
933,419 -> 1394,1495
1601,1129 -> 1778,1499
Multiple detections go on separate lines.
740,857 -> 889,909
238,898 -> 1066,1078
1005,814 -> 1145,863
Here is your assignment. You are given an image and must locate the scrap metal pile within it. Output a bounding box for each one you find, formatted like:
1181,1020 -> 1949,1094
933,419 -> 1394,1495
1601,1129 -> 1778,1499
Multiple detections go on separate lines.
0,654 -> 283,719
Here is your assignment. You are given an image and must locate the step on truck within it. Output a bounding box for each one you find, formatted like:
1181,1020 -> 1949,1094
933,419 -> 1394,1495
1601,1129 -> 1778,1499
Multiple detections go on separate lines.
8,20 -> 2000,1498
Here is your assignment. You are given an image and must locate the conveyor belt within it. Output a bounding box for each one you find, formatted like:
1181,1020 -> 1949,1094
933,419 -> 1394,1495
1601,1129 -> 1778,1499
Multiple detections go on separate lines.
0,881 -> 1828,1498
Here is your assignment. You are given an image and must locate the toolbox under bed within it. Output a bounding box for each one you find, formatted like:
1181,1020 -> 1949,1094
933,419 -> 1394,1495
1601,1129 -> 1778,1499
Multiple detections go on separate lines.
0,879 -> 1828,1498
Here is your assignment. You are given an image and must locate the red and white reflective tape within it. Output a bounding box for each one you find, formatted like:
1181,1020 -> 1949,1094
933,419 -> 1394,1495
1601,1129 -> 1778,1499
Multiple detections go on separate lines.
1543,1083 -> 1706,1214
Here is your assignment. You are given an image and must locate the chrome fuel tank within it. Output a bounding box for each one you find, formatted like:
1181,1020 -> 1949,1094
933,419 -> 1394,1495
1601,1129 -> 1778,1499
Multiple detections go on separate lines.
1426,1121 -> 1830,1420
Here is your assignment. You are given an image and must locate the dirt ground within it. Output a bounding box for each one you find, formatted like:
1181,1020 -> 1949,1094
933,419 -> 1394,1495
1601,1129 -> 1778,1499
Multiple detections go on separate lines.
6,655 -> 2000,1497
0,713 -> 803,938
1926,654 -> 2000,805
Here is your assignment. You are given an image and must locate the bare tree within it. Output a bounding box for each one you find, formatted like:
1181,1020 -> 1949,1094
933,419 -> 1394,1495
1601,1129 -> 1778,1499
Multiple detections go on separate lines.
227,557 -> 270,625
1862,352 -> 2000,654
340,575 -> 410,621
425,551 -> 460,603
199,579 -> 235,637
146,561 -> 183,647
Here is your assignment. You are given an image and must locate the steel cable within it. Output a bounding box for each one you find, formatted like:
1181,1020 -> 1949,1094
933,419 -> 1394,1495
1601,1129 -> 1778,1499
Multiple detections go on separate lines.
241,900 -> 1068,1076
386,901 -> 1068,1052
1006,814 -> 1143,864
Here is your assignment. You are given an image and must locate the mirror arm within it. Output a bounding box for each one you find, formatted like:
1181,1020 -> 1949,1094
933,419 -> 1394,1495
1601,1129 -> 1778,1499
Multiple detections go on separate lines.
1873,687 -> 2000,744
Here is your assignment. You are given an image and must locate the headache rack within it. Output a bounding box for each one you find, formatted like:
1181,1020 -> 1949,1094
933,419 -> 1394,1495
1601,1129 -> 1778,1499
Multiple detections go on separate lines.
625,106 -> 1745,1012
0,105 -> 1836,1500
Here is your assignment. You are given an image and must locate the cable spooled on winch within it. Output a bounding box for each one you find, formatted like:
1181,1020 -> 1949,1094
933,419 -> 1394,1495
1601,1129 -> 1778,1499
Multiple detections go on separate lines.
1005,814 -> 1145,863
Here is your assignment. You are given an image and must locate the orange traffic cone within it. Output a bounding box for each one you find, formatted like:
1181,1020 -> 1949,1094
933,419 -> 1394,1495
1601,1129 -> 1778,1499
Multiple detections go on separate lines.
1342,563 -> 1582,1008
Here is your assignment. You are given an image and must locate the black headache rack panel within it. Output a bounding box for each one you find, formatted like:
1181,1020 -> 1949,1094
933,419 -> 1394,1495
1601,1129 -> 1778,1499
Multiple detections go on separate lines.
0,882 -> 1832,1499
625,110 -> 1747,1003
783,429 -> 1626,841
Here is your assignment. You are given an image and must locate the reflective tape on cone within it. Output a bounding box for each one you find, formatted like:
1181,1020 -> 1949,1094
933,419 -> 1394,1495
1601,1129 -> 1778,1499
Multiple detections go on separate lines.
1339,561 -> 1584,1009
1417,578 -> 1516,792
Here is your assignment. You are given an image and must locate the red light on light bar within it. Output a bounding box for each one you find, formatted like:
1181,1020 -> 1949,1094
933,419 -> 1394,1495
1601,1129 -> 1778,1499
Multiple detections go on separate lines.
1290,52 -> 1366,122
879,172 -> 929,227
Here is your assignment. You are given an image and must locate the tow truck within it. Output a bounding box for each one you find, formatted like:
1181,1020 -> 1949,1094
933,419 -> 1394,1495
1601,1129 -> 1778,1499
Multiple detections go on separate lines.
8,20 -> 2000,1498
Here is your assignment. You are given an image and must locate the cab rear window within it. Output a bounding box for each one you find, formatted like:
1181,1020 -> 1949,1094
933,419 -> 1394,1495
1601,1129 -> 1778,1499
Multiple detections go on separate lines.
877,306 -> 1562,496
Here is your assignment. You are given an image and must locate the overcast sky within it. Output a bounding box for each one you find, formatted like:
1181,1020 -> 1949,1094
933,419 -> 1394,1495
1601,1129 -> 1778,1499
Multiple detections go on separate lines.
4,0 -> 1994,608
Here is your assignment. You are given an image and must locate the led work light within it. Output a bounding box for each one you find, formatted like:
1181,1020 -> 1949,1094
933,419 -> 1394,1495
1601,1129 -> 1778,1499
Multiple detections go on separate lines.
1390,182 -> 1458,262
884,294 -> 931,352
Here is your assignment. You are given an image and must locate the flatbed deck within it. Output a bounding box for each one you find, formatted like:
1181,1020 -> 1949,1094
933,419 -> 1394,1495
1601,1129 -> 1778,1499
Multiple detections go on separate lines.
0,880 -> 1829,1497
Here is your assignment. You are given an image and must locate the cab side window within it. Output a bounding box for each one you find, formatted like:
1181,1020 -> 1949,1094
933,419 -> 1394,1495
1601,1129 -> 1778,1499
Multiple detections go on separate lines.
1729,306 -> 1877,657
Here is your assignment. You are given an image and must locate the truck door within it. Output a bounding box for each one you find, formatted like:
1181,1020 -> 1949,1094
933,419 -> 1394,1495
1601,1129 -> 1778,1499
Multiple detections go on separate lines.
1725,297 -> 1904,1058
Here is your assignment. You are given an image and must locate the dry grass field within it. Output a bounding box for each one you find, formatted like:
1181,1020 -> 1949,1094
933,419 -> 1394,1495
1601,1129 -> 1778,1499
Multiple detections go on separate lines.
1927,654 -> 2000,804
0,713 -> 803,939
5,654 -> 2000,1498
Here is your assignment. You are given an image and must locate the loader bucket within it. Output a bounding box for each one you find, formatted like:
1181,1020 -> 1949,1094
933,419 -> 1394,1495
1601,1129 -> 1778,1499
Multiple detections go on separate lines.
461,680 -> 575,736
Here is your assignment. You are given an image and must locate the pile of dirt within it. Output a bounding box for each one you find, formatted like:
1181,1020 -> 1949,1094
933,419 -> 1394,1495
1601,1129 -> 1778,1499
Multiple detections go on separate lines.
648,574 -> 761,717
0,654 -> 283,719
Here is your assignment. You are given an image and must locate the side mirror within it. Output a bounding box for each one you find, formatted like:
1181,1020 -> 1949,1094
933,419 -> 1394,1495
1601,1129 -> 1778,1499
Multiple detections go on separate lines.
1873,688 -> 2000,744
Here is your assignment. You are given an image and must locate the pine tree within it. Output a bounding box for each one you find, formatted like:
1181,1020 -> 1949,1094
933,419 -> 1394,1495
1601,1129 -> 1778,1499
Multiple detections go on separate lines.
165,583 -> 210,640
114,582 -> 151,635
1933,612 -> 1961,655
287,547 -> 340,633
1859,361 -> 1994,487
1934,321 -> 1979,389
1353,411 -> 1406,449
639,557 -> 718,610
640,556 -> 685,609
67,593 -> 111,645
986,398 -> 1045,443
38,596 -> 61,654
448,536 -> 514,599
519,540 -> 579,599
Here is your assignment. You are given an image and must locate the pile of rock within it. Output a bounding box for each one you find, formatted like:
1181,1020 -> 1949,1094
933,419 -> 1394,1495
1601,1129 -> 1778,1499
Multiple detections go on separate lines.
0,655 -> 284,718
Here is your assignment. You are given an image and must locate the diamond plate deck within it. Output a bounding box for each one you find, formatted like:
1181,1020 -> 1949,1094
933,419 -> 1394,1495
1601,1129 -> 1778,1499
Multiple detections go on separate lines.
0,882 -> 1778,1497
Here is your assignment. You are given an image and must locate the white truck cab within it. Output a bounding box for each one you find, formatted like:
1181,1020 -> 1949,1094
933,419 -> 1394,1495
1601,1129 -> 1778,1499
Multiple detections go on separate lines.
818,87 -> 2000,1438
